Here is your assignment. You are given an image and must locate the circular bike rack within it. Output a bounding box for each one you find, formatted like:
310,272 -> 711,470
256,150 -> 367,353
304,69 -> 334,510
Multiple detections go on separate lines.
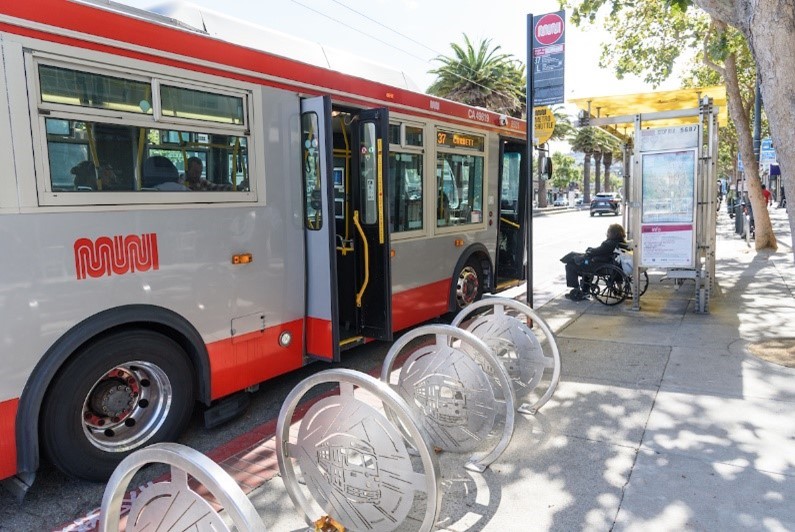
99,442 -> 265,532
451,298 -> 562,415
276,368 -> 441,532
380,324 -> 516,473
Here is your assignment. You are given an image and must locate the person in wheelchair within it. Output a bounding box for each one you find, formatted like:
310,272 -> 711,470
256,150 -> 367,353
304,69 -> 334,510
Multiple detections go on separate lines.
561,223 -> 628,301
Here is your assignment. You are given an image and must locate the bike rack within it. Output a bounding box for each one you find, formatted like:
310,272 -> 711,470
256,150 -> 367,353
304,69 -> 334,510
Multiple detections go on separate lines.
380,324 -> 516,473
451,298 -> 561,415
99,442 -> 265,532
99,298 -> 561,531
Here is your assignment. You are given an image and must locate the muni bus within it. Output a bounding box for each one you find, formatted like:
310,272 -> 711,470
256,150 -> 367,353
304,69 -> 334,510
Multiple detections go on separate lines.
0,0 -> 528,487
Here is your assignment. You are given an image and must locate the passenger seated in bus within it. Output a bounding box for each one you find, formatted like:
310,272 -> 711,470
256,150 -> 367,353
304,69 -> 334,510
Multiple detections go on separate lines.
561,223 -> 628,301
143,155 -> 189,191
183,156 -> 232,191
71,160 -> 98,190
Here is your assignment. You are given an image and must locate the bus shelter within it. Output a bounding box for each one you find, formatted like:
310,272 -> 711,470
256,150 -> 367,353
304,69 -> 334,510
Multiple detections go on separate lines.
570,86 -> 726,313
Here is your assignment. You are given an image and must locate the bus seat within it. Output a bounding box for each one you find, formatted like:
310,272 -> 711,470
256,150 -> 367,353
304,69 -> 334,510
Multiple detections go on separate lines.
142,156 -> 181,188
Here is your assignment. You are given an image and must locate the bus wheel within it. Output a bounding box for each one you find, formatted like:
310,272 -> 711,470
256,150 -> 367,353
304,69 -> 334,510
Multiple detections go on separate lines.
41,330 -> 194,481
455,258 -> 484,309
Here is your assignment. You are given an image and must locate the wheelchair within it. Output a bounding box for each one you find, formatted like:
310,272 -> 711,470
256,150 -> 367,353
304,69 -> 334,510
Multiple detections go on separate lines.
579,258 -> 649,306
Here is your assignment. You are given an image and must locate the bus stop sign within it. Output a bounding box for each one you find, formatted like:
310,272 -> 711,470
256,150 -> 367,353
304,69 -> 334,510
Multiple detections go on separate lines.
531,10 -> 566,106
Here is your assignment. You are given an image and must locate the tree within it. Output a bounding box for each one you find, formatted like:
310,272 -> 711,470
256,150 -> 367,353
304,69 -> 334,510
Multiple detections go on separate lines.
563,0 -> 777,251
570,127 -> 600,202
551,152 -> 582,191
683,0 -> 794,250
427,34 -> 526,117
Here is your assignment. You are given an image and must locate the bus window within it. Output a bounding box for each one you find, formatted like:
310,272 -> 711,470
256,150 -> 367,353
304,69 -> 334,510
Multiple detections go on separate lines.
36,60 -> 250,198
388,152 -> 423,232
359,122 -> 378,225
302,112 -> 323,230
436,153 -> 484,227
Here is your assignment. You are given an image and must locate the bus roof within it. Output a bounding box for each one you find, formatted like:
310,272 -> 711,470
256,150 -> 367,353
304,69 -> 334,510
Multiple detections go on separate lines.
2,0 -> 526,136
146,1 -> 421,92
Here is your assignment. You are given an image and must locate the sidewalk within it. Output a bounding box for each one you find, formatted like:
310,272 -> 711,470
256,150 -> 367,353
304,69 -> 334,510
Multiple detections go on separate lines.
244,207 -> 795,531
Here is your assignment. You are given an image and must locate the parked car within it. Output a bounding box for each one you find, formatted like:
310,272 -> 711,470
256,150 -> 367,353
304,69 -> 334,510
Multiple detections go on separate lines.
553,198 -> 568,207
590,192 -> 622,216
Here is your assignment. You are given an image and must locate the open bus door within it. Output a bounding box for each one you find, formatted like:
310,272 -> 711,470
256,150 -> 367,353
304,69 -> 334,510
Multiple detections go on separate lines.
496,138 -> 528,284
332,107 -> 392,345
301,96 -> 340,361
350,108 -> 392,341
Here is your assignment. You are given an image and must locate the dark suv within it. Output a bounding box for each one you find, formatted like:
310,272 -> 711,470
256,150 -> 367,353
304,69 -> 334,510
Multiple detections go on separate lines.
590,192 -> 622,216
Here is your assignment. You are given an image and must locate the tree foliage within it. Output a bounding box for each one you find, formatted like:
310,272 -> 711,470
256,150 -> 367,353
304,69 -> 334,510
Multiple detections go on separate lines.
426,34 -> 526,117
561,0 -> 777,251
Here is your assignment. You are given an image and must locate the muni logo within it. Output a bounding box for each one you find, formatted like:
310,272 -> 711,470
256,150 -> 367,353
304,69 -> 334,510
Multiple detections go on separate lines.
74,233 -> 159,280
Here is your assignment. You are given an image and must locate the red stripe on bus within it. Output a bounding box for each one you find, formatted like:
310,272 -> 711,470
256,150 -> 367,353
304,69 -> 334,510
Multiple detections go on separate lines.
392,279 -> 452,332
306,316 -> 334,360
0,3 -> 525,135
0,399 -> 18,479
207,319 -> 304,400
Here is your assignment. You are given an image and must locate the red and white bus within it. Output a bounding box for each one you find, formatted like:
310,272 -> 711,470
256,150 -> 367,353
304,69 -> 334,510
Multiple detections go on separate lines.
0,0 -> 528,486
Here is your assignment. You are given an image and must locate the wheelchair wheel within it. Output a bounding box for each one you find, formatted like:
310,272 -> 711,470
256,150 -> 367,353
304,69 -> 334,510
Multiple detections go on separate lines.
591,263 -> 628,305
624,270 -> 650,298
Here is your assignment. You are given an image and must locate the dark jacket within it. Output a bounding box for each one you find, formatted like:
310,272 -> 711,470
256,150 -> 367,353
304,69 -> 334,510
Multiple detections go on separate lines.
586,237 -> 628,263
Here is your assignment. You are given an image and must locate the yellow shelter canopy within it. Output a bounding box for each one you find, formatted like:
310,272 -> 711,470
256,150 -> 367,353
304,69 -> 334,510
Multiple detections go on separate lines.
569,86 -> 727,130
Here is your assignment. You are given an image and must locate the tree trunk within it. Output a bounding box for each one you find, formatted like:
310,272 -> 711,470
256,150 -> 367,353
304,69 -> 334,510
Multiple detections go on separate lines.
696,0 -> 792,251
593,151 -> 603,194
723,49 -> 776,250
537,147 -> 548,207
603,152 -> 613,192
583,152 -> 592,203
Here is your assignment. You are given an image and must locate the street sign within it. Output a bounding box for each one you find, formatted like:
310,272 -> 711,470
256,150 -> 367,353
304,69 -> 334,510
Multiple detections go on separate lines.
533,106 -> 556,145
531,10 -> 566,106
760,137 -> 777,164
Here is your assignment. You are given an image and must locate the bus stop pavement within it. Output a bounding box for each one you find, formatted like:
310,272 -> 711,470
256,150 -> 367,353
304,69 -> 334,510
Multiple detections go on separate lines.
246,207 -> 795,531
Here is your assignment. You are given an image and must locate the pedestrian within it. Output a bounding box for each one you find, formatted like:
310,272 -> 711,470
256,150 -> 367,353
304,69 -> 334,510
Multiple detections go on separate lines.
761,184 -> 772,207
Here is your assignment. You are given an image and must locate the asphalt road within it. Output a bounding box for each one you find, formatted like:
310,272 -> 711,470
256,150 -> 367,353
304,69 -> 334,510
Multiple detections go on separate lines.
0,207 -> 619,531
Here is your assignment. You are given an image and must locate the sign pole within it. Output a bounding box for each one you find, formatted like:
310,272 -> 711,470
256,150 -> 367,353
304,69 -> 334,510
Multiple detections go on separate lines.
526,13 -> 535,308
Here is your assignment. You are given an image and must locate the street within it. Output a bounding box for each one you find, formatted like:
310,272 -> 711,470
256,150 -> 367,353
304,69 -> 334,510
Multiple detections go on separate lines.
0,208 -> 618,531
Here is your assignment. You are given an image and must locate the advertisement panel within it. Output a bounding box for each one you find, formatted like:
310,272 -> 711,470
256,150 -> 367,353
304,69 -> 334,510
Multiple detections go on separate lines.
639,148 -> 697,268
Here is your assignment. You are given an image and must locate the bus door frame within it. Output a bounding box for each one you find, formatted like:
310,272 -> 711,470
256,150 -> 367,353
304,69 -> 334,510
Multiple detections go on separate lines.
350,107 -> 393,341
496,137 -> 528,281
301,96 -> 340,361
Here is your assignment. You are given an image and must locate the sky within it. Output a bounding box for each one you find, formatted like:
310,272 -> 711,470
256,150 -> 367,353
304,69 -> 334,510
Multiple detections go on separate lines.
116,0 -> 679,104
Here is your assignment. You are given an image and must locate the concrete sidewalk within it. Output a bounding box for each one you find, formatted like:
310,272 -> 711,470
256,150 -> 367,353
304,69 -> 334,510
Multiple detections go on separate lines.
246,207 -> 795,531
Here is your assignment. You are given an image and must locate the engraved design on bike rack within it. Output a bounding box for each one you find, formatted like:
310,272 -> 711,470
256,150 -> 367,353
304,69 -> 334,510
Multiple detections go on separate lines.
381,324 -> 516,473
451,298 -> 562,415
277,368 -> 440,532
99,442 -> 265,532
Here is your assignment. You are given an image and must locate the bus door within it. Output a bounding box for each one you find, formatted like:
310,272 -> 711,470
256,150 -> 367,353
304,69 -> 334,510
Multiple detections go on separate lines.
496,139 -> 527,282
301,96 -> 340,361
335,107 -> 392,342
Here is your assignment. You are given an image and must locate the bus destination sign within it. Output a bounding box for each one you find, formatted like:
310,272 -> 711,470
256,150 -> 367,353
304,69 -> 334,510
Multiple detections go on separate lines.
436,129 -> 485,151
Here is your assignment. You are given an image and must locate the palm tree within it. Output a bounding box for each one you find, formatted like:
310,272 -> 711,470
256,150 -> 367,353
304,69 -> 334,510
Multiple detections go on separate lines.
427,34 -> 525,117
593,149 -> 603,194
570,127 -> 599,203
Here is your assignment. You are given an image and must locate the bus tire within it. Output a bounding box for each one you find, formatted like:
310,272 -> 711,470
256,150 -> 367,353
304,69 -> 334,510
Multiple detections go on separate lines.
455,256 -> 485,309
40,329 -> 195,481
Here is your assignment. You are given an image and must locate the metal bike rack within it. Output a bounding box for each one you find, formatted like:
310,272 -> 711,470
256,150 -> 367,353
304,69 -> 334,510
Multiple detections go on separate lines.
276,368 -> 441,532
380,324 -> 516,473
99,442 -> 265,532
451,297 -> 562,415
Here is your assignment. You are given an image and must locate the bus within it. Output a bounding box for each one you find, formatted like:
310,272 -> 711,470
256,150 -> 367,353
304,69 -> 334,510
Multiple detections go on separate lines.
0,0 -> 528,487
